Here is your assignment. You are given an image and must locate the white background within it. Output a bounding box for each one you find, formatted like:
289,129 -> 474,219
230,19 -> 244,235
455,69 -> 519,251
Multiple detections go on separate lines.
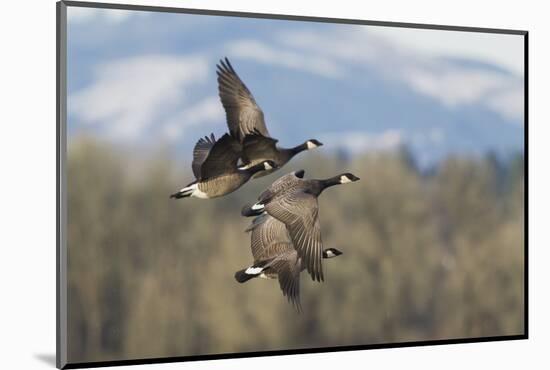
0,0 -> 546,369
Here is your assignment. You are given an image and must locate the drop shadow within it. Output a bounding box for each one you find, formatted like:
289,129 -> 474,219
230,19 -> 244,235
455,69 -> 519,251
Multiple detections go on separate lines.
34,353 -> 56,367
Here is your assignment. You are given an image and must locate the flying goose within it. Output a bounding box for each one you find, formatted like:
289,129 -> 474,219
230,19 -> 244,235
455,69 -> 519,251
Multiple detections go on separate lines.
235,212 -> 343,311
241,170 -> 360,282
216,58 -> 323,178
170,133 -> 276,199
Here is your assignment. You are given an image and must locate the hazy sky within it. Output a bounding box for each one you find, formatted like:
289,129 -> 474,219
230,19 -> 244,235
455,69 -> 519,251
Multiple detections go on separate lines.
66,6 -> 524,166
68,7 -> 524,75
369,26 -> 524,75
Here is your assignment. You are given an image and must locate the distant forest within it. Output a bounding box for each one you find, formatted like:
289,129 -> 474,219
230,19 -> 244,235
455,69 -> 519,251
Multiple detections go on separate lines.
67,137 -> 524,363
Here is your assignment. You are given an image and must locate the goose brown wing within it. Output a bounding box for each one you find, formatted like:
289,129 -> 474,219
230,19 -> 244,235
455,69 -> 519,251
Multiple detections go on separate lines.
199,133 -> 241,180
216,58 -> 270,142
241,131 -> 279,165
270,251 -> 302,312
246,213 -> 293,261
258,170 -> 305,204
265,191 -> 324,282
192,133 -> 216,179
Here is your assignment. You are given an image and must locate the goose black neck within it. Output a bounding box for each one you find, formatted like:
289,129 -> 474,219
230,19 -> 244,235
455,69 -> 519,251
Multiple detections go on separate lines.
244,162 -> 268,176
317,176 -> 342,194
289,143 -> 308,156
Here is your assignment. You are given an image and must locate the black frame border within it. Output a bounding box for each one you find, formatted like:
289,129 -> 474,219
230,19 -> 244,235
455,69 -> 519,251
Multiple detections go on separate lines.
56,1 -> 529,369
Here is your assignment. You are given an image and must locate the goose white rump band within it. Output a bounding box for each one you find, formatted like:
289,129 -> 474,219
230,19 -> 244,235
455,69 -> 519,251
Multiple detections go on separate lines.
245,266 -> 264,275
179,183 -> 209,199
238,164 -> 253,170
251,203 -> 265,211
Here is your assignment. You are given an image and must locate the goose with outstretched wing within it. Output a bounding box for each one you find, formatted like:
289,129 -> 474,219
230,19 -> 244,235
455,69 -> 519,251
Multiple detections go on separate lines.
217,58 -> 323,178
170,133 -> 276,200
235,212 -> 343,312
241,170 -> 360,282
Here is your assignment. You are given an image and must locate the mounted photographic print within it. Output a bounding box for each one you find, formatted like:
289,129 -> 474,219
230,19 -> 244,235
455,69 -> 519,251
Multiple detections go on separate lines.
56,1 -> 527,368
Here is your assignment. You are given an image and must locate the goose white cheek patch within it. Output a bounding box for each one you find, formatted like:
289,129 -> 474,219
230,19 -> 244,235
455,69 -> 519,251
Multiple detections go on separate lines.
306,141 -> 318,149
340,175 -> 352,184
